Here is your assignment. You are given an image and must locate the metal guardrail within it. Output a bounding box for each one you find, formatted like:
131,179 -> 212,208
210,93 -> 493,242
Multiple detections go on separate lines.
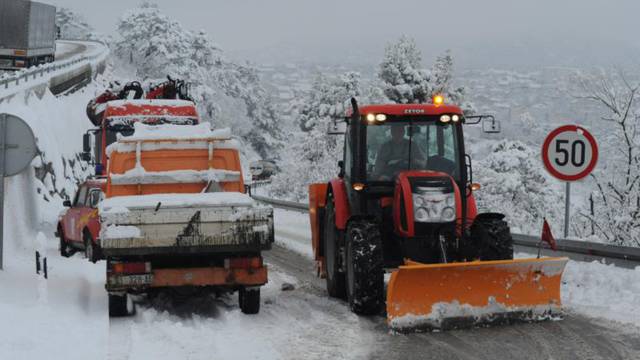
250,193 -> 640,269
0,40 -> 108,98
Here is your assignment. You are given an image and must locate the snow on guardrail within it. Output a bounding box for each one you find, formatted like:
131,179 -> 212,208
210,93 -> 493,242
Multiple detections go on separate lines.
0,40 -> 109,100
248,193 -> 640,268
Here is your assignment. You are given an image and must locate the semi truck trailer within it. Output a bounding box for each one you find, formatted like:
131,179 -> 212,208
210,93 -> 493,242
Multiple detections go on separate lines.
0,0 -> 56,70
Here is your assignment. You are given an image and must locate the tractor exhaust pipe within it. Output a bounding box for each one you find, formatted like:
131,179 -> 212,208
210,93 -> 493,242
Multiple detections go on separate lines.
350,97 -> 359,117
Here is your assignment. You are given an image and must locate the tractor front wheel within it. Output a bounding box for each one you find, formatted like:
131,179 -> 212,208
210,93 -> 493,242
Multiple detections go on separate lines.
470,214 -> 514,261
345,220 -> 384,315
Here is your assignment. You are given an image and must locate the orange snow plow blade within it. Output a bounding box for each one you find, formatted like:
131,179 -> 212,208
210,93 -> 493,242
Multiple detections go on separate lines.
386,257 -> 569,331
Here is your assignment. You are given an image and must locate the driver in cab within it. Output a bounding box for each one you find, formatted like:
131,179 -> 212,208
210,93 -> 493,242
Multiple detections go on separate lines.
373,126 -> 425,180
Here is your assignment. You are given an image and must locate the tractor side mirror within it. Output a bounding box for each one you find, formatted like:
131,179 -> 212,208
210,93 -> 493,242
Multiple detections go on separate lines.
482,117 -> 501,133
327,119 -> 347,135
63,200 -> 72,207
338,160 -> 345,178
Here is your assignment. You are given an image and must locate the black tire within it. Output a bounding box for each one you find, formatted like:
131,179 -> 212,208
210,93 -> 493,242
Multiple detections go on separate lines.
84,231 -> 98,263
239,287 -> 260,314
323,194 -> 346,299
470,214 -> 514,261
345,220 -> 384,315
59,227 -> 74,258
109,293 -> 135,317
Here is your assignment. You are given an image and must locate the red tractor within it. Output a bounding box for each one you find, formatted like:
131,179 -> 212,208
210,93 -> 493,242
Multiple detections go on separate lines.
309,97 -> 567,330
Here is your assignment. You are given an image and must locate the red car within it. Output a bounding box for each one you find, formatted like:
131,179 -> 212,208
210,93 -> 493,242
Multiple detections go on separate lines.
56,178 -> 106,262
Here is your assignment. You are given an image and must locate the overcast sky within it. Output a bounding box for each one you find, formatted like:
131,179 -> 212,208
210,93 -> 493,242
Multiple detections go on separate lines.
47,0 -> 640,68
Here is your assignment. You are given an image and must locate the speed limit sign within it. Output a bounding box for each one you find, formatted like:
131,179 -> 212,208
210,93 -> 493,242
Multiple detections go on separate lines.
542,125 -> 598,181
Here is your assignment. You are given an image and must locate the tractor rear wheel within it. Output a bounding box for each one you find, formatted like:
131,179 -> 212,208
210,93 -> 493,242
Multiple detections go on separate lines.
323,194 -> 346,299
345,220 -> 384,315
470,214 -> 514,261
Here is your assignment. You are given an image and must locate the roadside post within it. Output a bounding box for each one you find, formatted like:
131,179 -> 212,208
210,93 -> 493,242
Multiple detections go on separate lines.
542,125 -> 598,238
0,114 -> 37,270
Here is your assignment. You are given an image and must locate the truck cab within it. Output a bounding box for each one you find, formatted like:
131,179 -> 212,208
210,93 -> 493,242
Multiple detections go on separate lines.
83,99 -> 200,175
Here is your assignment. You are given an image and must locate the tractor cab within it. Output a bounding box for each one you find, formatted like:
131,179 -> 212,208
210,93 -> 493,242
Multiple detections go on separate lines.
334,100 -> 483,266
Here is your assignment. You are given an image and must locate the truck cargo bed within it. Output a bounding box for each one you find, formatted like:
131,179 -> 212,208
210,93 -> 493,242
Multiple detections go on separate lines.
99,193 -> 274,257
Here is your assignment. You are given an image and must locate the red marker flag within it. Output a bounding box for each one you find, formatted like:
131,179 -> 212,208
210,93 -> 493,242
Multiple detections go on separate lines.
541,218 -> 557,251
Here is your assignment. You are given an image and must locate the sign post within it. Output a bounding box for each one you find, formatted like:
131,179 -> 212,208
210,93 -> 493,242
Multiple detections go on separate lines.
0,114 -> 37,270
542,125 -> 598,238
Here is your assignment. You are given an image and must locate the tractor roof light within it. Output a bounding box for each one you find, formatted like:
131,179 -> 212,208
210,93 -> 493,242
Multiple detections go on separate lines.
366,113 -> 387,123
433,94 -> 444,106
352,183 -> 365,191
366,113 -> 376,123
440,115 -> 451,123
451,114 -> 460,122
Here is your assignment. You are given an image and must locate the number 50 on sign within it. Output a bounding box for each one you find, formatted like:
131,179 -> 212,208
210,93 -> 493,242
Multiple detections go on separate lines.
542,125 -> 598,182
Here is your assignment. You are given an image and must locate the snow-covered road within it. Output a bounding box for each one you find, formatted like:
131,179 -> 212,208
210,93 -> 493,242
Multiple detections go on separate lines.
103,209 -> 640,359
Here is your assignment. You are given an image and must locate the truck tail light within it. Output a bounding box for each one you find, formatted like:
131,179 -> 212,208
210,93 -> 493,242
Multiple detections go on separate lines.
224,257 -> 263,270
110,262 -> 151,274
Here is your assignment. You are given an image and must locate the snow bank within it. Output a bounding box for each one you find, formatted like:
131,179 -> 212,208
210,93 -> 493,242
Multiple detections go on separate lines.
100,192 -> 256,213
562,260 -> 640,326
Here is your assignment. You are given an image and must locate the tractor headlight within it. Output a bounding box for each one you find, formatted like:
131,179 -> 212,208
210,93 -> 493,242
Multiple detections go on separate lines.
412,187 -> 457,223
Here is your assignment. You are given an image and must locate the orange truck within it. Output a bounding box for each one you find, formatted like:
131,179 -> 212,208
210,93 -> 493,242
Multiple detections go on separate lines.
97,122 -> 273,316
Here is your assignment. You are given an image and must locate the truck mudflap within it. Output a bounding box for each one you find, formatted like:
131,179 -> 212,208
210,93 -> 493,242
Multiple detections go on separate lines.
107,266 -> 268,291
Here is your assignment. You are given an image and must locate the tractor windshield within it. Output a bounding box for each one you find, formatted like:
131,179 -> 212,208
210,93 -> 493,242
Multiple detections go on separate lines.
366,120 -> 460,181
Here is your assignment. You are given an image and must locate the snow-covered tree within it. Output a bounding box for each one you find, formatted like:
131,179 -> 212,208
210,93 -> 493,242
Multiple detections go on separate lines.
377,38 -> 472,112
298,72 -> 361,131
573,70 -> 640,246
378,36 -> 432,104
55,8 -> 93,40
431,50 -> 474,113
268,72 -> 362,200
114,2 -> 283,159
474,140 -> 564,235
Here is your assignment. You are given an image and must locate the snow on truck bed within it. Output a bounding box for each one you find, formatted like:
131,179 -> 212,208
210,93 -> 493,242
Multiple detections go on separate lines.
110,167 -> 241,185
106,123 -> 240,155
100,192 -> 256,213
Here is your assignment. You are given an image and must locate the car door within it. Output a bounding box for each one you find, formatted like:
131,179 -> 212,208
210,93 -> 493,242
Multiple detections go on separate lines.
65,185 -> 88,243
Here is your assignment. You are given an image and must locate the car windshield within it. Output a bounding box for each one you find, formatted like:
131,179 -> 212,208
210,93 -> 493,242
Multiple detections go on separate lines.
366,120 -> 460,181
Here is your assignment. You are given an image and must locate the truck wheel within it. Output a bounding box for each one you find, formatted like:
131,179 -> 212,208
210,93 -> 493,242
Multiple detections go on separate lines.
239,287 -> 260,314
59,228 -> 74,258
323,194 -> 346,299
470,214 -> 514,261
84,231 -> 98,263
109,293 -> 135,317
345,220 -> 384,315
